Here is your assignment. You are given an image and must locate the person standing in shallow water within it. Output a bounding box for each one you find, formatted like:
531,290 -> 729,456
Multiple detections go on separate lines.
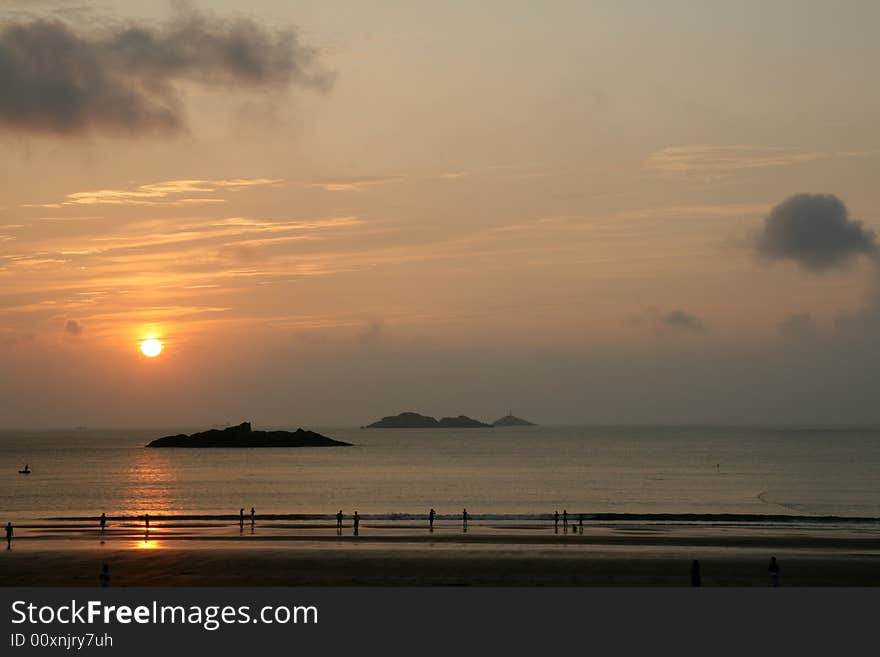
462,508 -> 469,532
336,510 -> 343,535
554,510 -> 559,534
239,508 -> 244,531
578,514 -> 584,534
5,522 -> 12,549
353,512 -> 360,536
563,509 -> 568,534
768,556 -> 780,587
250,507 -> 255,529
100,513 -> 106,533
429,508 -> 436,532
690,560 -> 701,587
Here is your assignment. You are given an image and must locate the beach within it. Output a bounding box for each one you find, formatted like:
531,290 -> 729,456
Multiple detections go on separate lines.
4,426 -> 880,586
3,517 -> 879,586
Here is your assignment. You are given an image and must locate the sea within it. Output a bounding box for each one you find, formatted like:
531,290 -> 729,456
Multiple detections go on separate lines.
2,425 -> 880,524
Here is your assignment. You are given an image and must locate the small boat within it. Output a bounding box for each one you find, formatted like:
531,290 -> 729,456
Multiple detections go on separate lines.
19,465 -> 31,474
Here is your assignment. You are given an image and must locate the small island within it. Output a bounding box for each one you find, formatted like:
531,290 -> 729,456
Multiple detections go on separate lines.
492,413 -> 536,427
146,422 -> 351,448
365,412 -> 493,428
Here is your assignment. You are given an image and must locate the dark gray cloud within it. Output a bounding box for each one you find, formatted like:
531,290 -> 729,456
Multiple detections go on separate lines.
756,194 -> 878,271
777,313 -> 818,341
64,319 -> 82,335
1,331 -> 35,346
662,310 -> 705,333
630,308 -> 707,335
357,320 -> 385,345
0,5 -> 333,136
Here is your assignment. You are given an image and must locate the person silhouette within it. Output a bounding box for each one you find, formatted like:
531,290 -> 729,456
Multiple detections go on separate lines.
353,512 -> 360,536
429,508 -> 436,532
336,510 -> 343,535
5,522 -> 12,549
578,514 -> 584,535
144,513 -> 150,539
768,556 -> 780,587
563,509 -> 568,534
239,508 -> 244,531
554,510 -> 559,534
100,512 -> 106,533
99,563 -> 111,587
462,508 -> 468,532
690,559 -> 701,587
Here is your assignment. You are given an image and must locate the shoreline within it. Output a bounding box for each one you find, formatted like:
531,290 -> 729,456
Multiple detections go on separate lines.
33,511 -> 880,524
6,515 -> 880,550
7,531 -> 880,551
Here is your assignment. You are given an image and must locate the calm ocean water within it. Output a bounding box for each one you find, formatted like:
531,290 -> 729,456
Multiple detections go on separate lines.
2,426 -> 879,522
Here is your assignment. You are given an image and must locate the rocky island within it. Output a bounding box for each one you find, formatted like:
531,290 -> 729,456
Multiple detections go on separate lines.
492,413 -> 536,427
146,422 -> 351,448
365,412 -> 493,428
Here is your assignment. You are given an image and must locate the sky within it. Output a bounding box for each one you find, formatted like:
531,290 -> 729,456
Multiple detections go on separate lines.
1,0 -> 879,427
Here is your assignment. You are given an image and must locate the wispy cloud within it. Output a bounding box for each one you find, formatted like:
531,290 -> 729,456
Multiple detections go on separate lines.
304,175 -> 404,192
0,213 -> 368,315
616,203 -> 770,221
33,215 -> 104,222
645,145 -> 825,180
493,202 -> 771,236
22,178 -> 280,208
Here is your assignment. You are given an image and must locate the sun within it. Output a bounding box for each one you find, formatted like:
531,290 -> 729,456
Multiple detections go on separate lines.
140,338 -> 163,358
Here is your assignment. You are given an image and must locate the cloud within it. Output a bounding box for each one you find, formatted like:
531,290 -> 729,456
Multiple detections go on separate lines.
662,310 -> 706,333
0,5 -> 333,136
64,318 -> 82,335
0,330 -> 35,347
631,309 -> 706,335
646,145 -> 825,180
357,319 -> 384,345
755,194 -> 878,272
777,313 -> 818,341
304,176 -> 404,192
616,203 -> 770,221
23,178 -> 279,207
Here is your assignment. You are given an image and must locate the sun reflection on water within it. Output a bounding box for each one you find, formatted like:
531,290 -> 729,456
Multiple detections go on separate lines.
120,449 -> 177,517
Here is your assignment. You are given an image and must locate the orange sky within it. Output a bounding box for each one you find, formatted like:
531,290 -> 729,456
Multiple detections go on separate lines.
1,1 -> 879,426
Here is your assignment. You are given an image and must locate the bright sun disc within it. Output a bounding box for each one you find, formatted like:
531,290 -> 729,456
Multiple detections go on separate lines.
140,338 -> 163,358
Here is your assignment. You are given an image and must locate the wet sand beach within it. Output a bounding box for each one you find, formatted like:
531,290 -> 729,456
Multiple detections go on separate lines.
4,547 -> 880,586
2,517 -> 879,586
